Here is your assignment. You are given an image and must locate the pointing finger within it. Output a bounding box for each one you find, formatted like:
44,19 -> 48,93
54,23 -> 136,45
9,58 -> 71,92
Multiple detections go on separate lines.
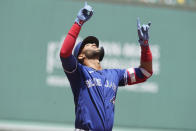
85,1 -> 88,6
84,1 -> 93,12
137,17 -> 141,30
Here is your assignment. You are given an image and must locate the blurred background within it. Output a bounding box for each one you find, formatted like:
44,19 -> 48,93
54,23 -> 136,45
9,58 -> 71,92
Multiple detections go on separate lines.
0,0 -> 196,130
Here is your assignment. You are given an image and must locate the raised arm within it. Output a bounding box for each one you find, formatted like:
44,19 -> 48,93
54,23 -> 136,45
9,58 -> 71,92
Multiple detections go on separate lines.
126,18 -> 153,85
60,2 -> 93,72
60,2 -> 93,58
137,17 -> 152,73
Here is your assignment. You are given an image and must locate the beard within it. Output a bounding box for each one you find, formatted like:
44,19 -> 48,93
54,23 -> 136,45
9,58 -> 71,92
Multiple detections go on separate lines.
84,48 -> 101,60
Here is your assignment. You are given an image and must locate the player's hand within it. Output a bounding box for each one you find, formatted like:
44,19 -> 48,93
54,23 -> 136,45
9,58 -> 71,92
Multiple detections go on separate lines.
137,17 -> 151,46
75,2 -> 93,26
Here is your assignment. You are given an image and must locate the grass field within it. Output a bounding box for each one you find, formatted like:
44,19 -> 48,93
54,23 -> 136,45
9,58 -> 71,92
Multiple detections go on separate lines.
0,120 -> 189,131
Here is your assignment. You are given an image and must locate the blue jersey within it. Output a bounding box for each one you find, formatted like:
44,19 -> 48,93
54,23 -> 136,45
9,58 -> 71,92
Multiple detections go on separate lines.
60,55 -> 151,131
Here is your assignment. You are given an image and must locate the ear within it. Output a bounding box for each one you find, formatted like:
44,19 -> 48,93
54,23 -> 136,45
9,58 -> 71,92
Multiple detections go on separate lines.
78,54 -> 85,61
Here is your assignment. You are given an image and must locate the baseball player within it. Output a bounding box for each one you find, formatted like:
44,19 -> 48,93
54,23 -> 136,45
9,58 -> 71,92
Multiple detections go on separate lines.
60,2 -> 153,131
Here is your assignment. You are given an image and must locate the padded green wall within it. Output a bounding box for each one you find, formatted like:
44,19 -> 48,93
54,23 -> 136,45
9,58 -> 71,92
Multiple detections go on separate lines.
0,0 -> 196,130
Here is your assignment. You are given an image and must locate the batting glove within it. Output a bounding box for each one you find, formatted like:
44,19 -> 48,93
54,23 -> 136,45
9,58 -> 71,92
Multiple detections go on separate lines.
137,17 -> 151,46
75,2 -> 93,26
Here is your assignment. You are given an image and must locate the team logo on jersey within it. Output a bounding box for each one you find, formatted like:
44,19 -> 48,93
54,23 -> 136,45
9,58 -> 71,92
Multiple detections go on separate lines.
85,78 -> 117,92
89,71 -> 94,74
85,78 -> 102,88
104,80 -> 117,92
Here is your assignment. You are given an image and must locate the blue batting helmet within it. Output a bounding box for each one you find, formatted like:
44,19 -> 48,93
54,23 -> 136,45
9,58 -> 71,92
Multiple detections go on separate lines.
73,36 -> 104,61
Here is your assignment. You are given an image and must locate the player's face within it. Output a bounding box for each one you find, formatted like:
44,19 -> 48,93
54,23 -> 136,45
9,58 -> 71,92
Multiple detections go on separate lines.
83,43 -> 99,51
80,43 -> 101,60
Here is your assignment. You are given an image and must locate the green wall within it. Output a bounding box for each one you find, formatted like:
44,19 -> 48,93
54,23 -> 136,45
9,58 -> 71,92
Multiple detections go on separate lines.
0,0 -> 196,130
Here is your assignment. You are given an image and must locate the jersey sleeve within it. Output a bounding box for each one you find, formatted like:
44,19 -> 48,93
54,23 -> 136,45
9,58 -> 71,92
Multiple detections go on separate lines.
116,67 -> 152,87
60,55 -> 82,98
60,55 -> 78,73
113,69 -> 128,86
126,67 -> 152,85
